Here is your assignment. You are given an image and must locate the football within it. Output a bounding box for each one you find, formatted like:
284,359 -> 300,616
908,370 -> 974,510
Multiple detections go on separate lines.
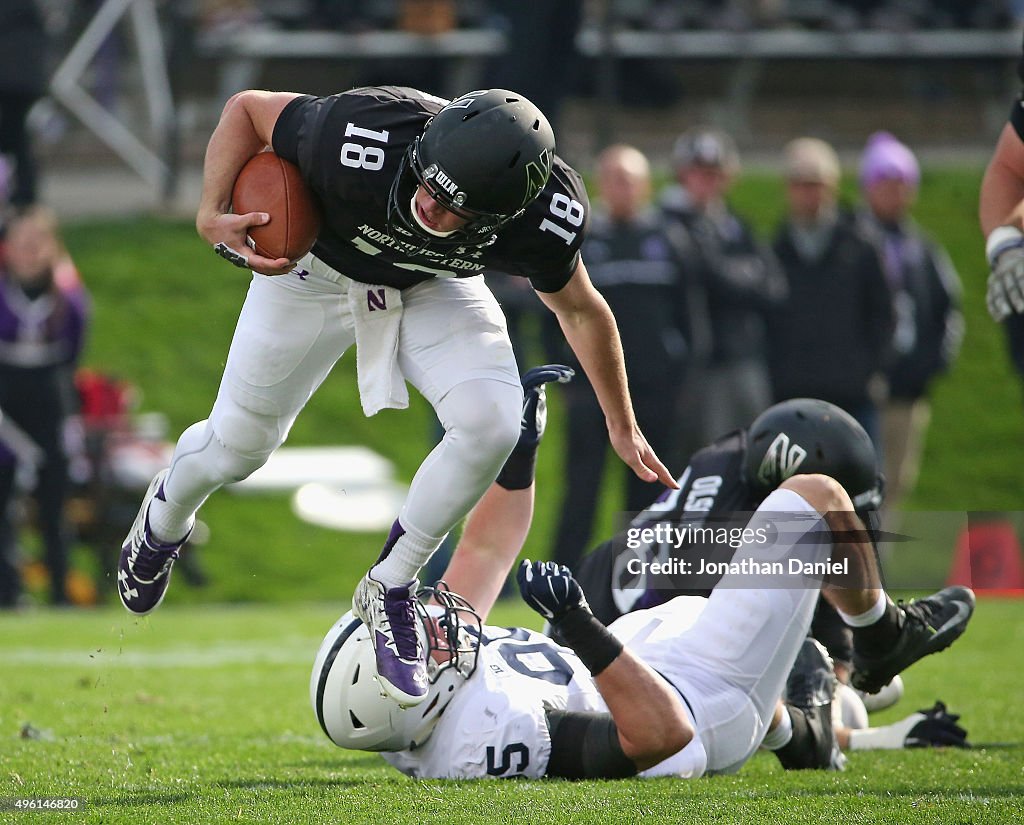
231,151 -> 321,261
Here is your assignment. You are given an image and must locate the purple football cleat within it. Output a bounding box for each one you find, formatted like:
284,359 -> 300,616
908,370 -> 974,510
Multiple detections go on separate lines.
118,470 -> 192,616
352,571 -> 428,707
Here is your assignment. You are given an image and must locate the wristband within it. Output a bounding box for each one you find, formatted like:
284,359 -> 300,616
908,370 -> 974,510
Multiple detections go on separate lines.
495,443 -> 538,490
553,608 -> 624,676
985,225 -> 1024,266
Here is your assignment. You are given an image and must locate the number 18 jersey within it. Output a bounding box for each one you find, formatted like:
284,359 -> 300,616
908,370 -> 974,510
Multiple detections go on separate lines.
271,86 -> 589,293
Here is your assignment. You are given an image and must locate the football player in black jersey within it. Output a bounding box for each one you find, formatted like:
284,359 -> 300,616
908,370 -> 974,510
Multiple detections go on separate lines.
981,34 -> 1024,321
116,87 -> 675,707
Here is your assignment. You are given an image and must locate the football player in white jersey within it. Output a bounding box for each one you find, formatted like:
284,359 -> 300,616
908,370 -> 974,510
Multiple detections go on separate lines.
116,87 -> 676,708
312,368 -> 974,779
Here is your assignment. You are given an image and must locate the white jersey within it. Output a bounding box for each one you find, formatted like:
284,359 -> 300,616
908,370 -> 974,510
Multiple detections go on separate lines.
382,624 -> 604,779
381,614 -> 709,780
385,487 -> 829,780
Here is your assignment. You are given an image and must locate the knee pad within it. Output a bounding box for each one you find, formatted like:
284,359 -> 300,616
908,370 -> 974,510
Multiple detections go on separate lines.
210,403 -> 286,462
172,418 -> 274,488
439,380 -> 522,463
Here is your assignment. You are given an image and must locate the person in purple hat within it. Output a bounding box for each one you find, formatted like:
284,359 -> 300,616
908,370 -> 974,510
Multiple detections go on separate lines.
855,132 -> 963,515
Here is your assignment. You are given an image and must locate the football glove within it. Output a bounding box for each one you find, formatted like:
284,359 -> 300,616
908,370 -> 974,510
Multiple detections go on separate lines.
986,229 -> 1024,321
517,559 -> 589,622
903,701 -> 969,749
518,364 -> 574,450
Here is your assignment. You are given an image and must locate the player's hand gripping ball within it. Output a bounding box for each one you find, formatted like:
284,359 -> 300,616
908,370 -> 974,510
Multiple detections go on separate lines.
231,152 -> 321,261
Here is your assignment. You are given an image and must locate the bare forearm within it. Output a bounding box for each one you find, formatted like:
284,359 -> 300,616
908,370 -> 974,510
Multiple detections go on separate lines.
197,93 -> 271,229
595,650 -> 693,769
980,125 -> 1024,235
557,295 -> 634,431
440,484 -> 534,621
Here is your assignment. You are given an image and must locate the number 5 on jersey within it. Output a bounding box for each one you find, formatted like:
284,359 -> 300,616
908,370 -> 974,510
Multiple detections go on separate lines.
540,193 -> 585,245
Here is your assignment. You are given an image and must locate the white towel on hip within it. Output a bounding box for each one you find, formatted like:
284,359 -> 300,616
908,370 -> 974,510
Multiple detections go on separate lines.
348,283 -> 408,416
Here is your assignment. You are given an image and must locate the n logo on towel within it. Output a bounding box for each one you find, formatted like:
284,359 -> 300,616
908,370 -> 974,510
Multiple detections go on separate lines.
367,288 -> 387,311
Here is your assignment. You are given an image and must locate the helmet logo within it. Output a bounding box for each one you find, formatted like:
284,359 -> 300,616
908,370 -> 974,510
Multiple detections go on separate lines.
523,148 -> 554,204
757,432 -> 807,487
423,162 -> 465,203
442,90 -> 488,111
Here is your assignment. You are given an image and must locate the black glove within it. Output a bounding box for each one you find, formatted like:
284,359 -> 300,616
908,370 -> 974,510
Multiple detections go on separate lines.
904,701 -> 969,749
517,559 -> 588,622
518,364 -> 574,450
495,365 -> 573,490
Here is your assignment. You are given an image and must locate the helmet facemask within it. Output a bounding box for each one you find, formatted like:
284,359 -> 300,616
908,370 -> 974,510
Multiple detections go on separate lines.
416,580 -> 482,682
386,138 -> 522,250
311,582 -> 482,754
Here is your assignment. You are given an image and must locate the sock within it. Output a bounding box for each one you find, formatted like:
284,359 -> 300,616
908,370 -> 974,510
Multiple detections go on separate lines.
371,519 -> 446,588
837,591 -> 888,627
840,593 -> 903,657
146,476 -> 196,545
848,713 -> 922,750
761,706 -> 794,751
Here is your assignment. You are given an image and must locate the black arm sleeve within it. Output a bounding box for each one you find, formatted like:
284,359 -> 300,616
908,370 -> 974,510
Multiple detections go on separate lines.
544,709 -> 638,780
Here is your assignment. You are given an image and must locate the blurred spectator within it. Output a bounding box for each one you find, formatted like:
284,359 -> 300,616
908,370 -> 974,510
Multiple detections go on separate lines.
855,132 -> 962,512
486,1 -> 585,132
768,137 -> 893,449
550,144 -> 688,570
0,207 -> 90,607
661,126 -> 787,463
198,0 -> 265,38
0,0 -> 51,210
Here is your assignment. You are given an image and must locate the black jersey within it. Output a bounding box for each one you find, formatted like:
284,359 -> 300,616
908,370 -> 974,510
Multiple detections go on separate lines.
575,429 -> 760,625
271,86 -> 589,293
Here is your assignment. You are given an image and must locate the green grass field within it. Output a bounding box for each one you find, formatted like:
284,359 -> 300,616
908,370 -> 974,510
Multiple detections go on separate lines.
1,597 -> 1021,824
3,166 -> 1024,822
37,164 -> 1024,607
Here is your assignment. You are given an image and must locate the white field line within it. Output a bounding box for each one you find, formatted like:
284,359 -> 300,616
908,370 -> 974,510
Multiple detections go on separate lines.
3,638 -> 319,668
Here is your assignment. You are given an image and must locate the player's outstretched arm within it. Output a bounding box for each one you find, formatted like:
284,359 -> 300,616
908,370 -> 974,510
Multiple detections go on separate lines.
536,261 -> 678,489
197,90 -> 302,277
440,366 -> 574,620
518,560 -> 693,775
980,124 -> 1024,320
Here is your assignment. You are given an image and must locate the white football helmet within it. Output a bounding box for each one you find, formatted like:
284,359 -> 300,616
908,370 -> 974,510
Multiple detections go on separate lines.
310,582 -> 481,752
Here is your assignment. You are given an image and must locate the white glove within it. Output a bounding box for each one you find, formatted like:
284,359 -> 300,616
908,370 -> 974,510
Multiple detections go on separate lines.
986,226 -> 1024,321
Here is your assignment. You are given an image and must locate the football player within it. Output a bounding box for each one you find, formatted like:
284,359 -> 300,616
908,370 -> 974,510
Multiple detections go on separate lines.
981,32 -> 1024,321
116,87 -> 675,707
312,369 -> 974,778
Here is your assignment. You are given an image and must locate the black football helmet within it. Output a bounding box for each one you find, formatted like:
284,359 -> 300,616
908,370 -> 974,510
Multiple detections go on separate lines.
743,398 -> 884,512
387,89 -> 556,248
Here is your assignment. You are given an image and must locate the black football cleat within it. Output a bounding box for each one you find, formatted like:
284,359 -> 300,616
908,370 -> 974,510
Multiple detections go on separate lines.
776,638 -> 846,771
852,586 -> 976,695
118,470 -> 192,616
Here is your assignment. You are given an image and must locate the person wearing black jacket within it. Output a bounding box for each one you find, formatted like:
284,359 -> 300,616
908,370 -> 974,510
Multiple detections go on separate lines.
768,137 -> 893,450
660,127 -> 787,464
0,0 -> 49,209
550,144 -> 688,570
855,132 -> 963,512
